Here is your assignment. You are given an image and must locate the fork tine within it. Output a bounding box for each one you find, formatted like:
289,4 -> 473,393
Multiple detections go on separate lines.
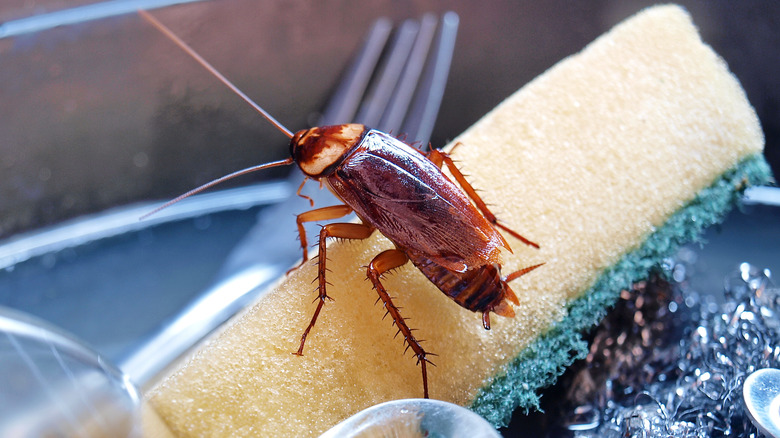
401,11 -> 459,147
318,18 -> 392,126
355,19 -> 420,127
377,14 -> 438,135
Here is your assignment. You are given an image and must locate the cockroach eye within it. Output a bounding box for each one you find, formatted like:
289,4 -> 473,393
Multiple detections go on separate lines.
291,124 -> 365,178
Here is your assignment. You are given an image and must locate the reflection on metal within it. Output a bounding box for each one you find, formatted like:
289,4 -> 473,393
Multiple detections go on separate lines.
744,368 -> 780,438
319,398 -> 500,438
119,263 -> 281,387
0,0 -> 207,39
0,181 -> 291,270
0,306 -> 141,437
744,186 -> 780,207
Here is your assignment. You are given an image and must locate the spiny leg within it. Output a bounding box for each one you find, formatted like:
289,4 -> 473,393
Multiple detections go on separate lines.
294,222 -> 374,356
293,204 -> 354,267
367,249 -> 433,398
428,146 -> 539,249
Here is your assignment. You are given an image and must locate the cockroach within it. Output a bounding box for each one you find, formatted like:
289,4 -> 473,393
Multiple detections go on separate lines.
140,10 -> 542,399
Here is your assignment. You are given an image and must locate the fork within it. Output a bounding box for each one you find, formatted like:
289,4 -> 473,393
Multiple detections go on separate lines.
120,12 -> 459,388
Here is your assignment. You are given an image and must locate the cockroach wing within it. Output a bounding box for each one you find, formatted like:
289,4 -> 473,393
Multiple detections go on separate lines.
326,130 -> 506,272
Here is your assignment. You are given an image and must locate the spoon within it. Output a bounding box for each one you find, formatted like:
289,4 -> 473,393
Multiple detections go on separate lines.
319,398 -> 500,438
744,368 -> 780,438
0,306 -> 140,437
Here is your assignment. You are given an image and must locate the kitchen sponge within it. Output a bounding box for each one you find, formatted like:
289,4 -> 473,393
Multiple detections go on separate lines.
144,5 -> 771,436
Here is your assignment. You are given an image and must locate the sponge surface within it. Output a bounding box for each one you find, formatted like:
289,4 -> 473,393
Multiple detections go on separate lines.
146,5 -> 768,436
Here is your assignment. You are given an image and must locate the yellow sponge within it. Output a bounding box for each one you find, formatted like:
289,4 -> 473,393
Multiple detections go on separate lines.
144,5 -> 769,436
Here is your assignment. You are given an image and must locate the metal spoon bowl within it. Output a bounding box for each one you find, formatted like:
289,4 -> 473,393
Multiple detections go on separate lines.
744,368 -> 780,438
319,398 -> 500,438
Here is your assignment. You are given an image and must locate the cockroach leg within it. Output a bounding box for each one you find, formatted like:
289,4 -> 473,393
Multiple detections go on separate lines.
425,147 -> 446,168
428,146 -> 540,249
294,222 -> 374,356
295,176 -> 314,207
367,249 -> 433,399
293,205 -> 354,267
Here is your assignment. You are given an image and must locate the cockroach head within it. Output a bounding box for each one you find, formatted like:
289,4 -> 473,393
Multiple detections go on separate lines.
290,124 -> 366,178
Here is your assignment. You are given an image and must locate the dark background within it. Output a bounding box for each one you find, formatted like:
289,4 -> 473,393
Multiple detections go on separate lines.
0,0 -> 777,239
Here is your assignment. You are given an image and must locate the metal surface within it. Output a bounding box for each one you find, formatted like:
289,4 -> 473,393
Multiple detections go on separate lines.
0,306 -> 140,437
319,398 -> 501,438
744,368 -> 780,438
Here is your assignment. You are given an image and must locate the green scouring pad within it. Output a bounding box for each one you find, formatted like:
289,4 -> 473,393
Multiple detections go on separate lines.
471,155 -> 770,425
144,5 -> 772,436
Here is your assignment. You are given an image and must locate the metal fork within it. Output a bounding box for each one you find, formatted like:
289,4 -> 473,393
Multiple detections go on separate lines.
120,13 -> 459,388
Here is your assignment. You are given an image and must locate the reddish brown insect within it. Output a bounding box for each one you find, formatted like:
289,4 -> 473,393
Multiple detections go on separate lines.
140,11 -> 542,399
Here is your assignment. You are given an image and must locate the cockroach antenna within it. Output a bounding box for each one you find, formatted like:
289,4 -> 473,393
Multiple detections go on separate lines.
137,10 -> 296,219
138,10 -> 293,139
139,158 -> 294,220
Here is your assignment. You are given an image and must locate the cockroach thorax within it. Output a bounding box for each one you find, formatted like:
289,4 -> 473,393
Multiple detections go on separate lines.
291,124 -> 366,178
